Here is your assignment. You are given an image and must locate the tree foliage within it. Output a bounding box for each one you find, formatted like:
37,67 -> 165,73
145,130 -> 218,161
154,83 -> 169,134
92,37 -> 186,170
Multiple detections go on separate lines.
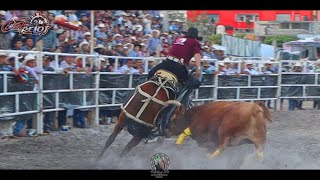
207,34 -> 222,45
263,35 -> 298,47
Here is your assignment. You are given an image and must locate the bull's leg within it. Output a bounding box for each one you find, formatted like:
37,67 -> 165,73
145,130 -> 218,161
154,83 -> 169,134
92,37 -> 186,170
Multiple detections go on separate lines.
208,135 -> 230,159
249,134 -> 266,161
119,136 -> 142,157
255,144 -> 264,161
96,111 -> 126,160
176,127 -> 192,145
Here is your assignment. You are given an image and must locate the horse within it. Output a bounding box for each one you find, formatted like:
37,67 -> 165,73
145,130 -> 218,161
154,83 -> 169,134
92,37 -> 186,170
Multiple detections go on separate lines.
97,69 -> 189,159
169,101 -> 272,161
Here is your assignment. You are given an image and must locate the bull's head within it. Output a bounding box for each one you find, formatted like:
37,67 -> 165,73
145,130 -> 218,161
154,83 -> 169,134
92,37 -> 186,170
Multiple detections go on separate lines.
166,105 -> 192,137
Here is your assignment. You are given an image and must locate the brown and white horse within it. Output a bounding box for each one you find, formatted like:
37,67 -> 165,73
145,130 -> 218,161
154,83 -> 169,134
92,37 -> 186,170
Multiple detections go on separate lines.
97,70 -> 182,159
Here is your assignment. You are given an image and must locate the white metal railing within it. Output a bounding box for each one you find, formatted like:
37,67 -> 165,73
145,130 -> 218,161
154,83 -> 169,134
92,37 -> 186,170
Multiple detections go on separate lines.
1,50 -> 320,134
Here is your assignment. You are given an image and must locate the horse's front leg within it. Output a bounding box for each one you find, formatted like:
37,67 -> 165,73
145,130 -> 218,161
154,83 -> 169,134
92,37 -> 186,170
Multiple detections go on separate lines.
96,111 -> 126,160
120,136 -> 142,157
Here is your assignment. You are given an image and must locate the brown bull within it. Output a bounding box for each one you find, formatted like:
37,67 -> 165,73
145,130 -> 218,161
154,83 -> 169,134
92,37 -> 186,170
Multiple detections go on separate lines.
170,101 -> 272,160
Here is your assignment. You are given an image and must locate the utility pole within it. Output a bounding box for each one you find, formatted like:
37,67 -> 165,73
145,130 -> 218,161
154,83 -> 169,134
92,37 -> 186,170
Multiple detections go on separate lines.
90,10 -> 94,54
162,11 -> 169,32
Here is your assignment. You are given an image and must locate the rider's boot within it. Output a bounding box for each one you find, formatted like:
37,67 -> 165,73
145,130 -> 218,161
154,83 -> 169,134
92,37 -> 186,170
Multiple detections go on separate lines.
158,76 -> 201,136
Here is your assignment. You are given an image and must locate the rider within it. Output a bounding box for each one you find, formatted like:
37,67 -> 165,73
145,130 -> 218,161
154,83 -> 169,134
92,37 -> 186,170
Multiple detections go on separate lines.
147,27 -> 202,135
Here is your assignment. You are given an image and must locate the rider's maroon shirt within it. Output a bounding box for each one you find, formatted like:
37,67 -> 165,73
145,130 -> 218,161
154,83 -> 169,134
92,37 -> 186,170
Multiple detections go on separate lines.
168,36 -> 201,66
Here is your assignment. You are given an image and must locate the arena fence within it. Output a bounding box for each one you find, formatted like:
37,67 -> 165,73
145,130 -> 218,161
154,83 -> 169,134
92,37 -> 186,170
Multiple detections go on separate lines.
0,50 -> 319,134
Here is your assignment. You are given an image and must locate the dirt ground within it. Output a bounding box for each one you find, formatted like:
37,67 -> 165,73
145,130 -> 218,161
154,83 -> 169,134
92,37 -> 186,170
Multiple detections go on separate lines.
1,101 -> 320,169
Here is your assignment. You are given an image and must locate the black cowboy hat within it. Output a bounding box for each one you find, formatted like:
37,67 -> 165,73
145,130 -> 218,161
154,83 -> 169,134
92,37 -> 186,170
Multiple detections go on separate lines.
186,27 -> 202,41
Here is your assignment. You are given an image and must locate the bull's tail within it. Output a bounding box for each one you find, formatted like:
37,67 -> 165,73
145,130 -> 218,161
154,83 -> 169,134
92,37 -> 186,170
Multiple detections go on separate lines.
255,101 -> 272,122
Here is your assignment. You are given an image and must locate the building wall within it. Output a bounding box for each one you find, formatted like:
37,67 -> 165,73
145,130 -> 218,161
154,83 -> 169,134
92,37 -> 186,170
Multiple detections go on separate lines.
187,10 -> 314,35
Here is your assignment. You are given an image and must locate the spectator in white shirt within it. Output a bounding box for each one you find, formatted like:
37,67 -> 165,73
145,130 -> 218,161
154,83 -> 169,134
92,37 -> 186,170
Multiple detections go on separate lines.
118,59 -> 140,74
22,54 -> 43,83
242,61 -> 260,75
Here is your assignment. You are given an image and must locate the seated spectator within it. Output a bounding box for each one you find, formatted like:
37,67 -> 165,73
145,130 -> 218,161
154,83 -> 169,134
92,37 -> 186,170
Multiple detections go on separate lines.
160,44 -> 170,57
12,39 -> 23,50
1,53 -> 21,73
79,41 -> 90,54
223,59 -> 239,75
213,49 -> 225,60
94,44 -> 107,55
147,58 -> 156,72
213,62 -> 227,77
41,27 -> 57,52
112,43 -> 127,66
129,44 -> 143,57
0,53 -> 9,71
118,59 -> 140,74
242,61 -> 260,75
21,37 -> 34,51
202,46 -> 215,59
134,59 -> 144,74
112,34 -> 123,46
202,60 -> 215,74
314,59 -> 320,73
81,32 -> 91,45
43,55 -> 55,72
95,23 -> 108,46
263,60 -> 278,74
98,57 -> 109,72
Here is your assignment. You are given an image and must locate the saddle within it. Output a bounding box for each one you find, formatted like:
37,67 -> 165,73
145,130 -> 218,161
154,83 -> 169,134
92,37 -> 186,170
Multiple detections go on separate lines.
153,69 -> 179,98
121,69 -> 181,130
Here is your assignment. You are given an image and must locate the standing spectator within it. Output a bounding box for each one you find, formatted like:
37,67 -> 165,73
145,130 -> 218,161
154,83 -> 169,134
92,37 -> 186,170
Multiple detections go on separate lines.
143,14 -> 152,34
147,29 -> 160,56
23,54 -> 43,84
13,54 -> 42,137
289,62 -> 303,111
42,55 -> 54,133
0,51 -> 19,138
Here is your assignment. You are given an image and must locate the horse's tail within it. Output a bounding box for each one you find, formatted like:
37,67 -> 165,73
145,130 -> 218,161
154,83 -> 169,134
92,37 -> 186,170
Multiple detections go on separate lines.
255,101 -> 272,122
